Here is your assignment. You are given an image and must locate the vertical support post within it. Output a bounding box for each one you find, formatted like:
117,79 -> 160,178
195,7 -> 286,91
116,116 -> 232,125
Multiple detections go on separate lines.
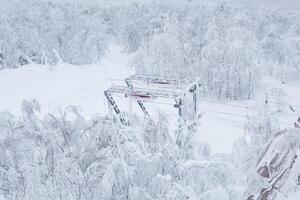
174,99 -> 183,119
264,93 -> 269,114
105,91 -> 112,115
104,90 -> 128,126
178,99 -> 183,117
125,78 -> 150,118
193,84 -> 197,116
126,79 -> 133,115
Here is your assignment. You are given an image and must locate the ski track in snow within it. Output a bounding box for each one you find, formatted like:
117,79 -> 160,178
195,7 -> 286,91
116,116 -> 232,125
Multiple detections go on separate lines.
1,45 -> 299,154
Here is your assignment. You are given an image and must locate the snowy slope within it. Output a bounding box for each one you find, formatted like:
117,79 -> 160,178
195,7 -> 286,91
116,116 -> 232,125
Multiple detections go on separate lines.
0,46 -> 135,117
1,46 -> 299,154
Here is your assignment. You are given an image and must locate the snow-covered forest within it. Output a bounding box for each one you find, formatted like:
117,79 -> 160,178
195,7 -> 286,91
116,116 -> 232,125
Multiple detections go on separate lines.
0,0 -> 300,200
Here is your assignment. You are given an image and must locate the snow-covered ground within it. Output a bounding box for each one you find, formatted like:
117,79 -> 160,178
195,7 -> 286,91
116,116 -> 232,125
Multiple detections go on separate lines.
1,45 -> 299,153
0,46 -> 135,117
198,79 -> 300,153
288,190 -> 300,200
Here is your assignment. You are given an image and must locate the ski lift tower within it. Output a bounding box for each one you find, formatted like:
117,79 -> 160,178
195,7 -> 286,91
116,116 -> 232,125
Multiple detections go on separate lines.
104,74 -> 201,125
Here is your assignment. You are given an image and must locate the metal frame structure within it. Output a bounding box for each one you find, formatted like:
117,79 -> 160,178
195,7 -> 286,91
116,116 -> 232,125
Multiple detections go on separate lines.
104,75 -> 200,125
125,74 -> 195,89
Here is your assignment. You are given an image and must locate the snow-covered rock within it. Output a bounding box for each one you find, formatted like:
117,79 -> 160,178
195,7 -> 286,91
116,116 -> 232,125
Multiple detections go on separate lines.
254,117 -> 300,200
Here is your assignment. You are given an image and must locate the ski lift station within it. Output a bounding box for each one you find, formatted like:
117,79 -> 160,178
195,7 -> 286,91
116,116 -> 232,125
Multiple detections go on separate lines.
104,74 -> 201,125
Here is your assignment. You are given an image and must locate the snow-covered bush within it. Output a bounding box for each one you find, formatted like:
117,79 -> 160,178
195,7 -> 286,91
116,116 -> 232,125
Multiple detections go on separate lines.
0,101 -> 247,200
1,1 -> 299,102
132,3 -> 262,100
232,113 -> 281,199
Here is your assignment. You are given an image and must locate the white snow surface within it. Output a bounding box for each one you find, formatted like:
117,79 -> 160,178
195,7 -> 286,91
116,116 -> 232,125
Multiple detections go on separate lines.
1,45 -> 299,154
287,190 -> 300,200
0,46 -> 135,117
198,78 -> 300,153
